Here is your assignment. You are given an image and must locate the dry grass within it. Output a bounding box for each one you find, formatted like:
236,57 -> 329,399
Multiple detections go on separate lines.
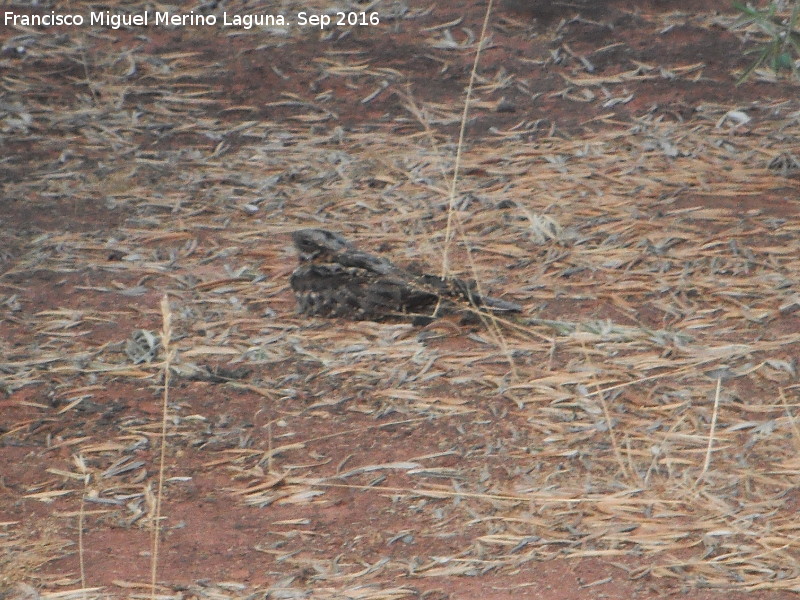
1,0 -> 800,598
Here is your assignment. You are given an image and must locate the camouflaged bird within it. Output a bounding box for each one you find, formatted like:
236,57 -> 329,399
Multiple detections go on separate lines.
289,228 -> 521,321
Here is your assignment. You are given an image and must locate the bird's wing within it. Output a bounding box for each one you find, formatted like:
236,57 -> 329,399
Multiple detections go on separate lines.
332,249 -> 402,276
290,263 -> 437,319
415,274 -> 521,312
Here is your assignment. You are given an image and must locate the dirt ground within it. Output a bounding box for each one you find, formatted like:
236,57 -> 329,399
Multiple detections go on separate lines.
2,0 -> 800,598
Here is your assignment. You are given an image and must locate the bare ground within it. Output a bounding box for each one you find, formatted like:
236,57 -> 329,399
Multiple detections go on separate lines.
2,0 -> 800,598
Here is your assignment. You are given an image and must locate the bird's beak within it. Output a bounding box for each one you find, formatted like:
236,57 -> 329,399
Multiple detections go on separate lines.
298,249 -> 320,262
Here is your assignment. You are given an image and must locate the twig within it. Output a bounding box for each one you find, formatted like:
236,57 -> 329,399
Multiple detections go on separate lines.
151,294 -> 173,597
695,377 -> 722,486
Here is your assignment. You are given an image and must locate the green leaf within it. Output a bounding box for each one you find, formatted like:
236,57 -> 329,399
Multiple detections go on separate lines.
733,0 -> 800,83
733,1 -> 759,17
777,51 -> 793,69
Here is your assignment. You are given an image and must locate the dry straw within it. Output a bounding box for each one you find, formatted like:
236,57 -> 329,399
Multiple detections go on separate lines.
150,295 -> 173,596
1,0 -> 800,597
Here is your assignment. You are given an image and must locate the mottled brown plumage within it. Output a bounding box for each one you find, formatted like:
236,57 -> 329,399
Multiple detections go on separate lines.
289,229 -> 521,321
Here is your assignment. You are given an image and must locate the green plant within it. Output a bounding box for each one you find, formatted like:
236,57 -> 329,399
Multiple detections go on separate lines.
732,0 -> 800,83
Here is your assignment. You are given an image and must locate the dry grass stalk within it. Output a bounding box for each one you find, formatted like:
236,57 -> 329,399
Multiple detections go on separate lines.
2,2 -> 800,596
695,377 -> 722,486
76,455 -> 89,595
441,0 -> 497,277
150,295 -> 173,596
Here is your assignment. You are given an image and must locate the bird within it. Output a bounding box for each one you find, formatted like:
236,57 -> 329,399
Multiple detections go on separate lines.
289,228 -> 521,322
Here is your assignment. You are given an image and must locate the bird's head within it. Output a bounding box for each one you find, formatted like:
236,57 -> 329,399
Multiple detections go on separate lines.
292,229 -> 352,262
